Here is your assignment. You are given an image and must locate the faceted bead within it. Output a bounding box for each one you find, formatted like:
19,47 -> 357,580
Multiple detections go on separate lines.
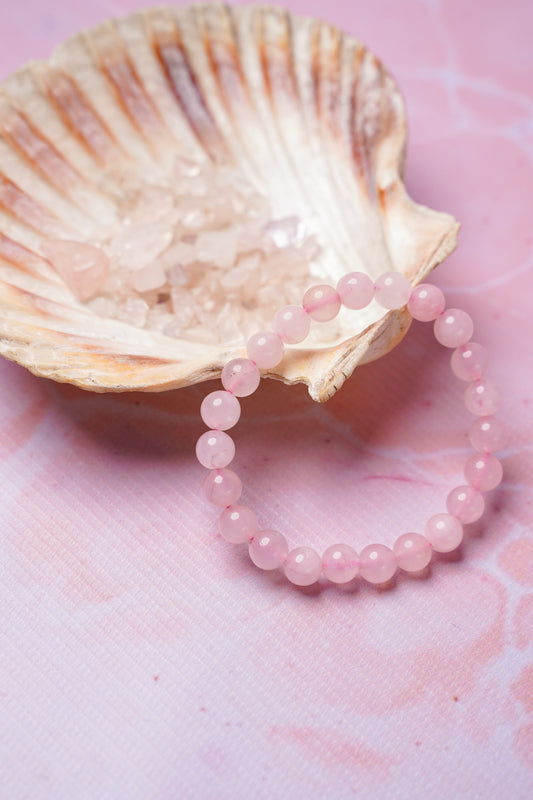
195,430 -> 235,469
358,544 -> 397,584
200,390 -> 241,430
374,272 -> 411,309
464,453 -> 503,492
407,283 -> 445,321
203,468 -> 242,507
219,505 -> 258,543
246,331 -> 284,369
322,543 -> 359,584
249,530 -> 288,570
464,379 -> 501,416
221,358 -> 260,397
446,485 -> 485,524
393,532 -> 432,572
425,513 -> 463,552
303,284 -> 341,322
434,309 -> 474,348
273,305 -> 310,344
450,342 -> 488,381
468,416 -> 507,453
336,272 -> 374,310
284,547 -> 322,586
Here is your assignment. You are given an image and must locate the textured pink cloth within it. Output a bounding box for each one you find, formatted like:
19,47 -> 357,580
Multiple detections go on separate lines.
0,1 -> 532,798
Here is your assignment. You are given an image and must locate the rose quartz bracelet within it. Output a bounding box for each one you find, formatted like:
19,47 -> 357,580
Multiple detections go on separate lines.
196,271 -> 506,587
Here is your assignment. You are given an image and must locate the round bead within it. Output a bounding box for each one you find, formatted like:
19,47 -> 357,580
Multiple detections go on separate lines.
446,485 -> 485,524
336,272 -> 374,310
221,358 -> 260,397
249,530 -> 288,570
374,272 -> 411,310
464,379 -> 501,416
284,546 -> 322,586
434,309 -> 474,348
450,342 -> 488,381
246,331 -> 284,369
303,284 -> 341,322
219,505 -> 258,543
200,390 -> 241,430
196,430 -> 235,469
322,543 -> 359,584
407,284 -> 446,321
359,544 -> 397,584
393,532 -> 432,572
203,468 -> 242,507
464,453 -> 503,492
273,305 -> 311,344
468,416 -> 507,453
425,513 -> 463,552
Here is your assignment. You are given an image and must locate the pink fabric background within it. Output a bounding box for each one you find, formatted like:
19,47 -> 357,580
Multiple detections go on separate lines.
1,1 -> 532,797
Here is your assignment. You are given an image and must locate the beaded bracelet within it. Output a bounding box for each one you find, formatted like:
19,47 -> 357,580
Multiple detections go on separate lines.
195,271 -> 506,587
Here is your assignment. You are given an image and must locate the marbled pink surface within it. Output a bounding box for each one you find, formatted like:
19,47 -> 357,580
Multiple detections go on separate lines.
1,1 -> 532,798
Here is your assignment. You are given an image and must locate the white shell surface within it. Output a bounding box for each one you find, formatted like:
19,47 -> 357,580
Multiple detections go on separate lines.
0,3 -> 458,401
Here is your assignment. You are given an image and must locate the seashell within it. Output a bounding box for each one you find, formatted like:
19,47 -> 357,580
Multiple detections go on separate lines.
0,3 -> 458,402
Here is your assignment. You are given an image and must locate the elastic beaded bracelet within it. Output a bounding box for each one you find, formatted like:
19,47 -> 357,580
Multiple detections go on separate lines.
196,271 -> 506,588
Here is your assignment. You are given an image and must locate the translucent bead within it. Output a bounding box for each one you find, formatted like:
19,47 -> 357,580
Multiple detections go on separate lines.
468,416 -> 507,453
393,532 -> 432,572
425,513 -> 463,552
433,308 -> 474,348
446,485 -> 485,524
359,544 -> 397,584
336,272 -> 374,310
284,546 -> 322,586
200,390 -> 241,430
464,453 -> 503,492
196,430 -> 235,469
450,342 -> 488,381
322,543 -> 359,584
249,530 -> 288,570
303,284 -> 341,322
407,283 -> 445,321
464,379 -> 501,416
221,358 -> 260,397
273,305 -> 310,344
246,331 -> 284,369
203,468 -> 242,507
219,505 -> 258,543
374,272 -> 411,309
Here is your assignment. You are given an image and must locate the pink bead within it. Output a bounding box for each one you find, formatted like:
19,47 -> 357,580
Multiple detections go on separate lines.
249,530 -> 288,570
219,505 -> 258,543
200,390 -> 241,430
246,331 -> 284,369
425,513 -> 463,553
464,379 -> 501,416
284,546 -> 322,586
303,284 -> 341,322
221,358 -> 260,397
336,272 -> 374,310
393,532 -> 432,572
359,544 -> 397,584
196,430 -> 235,469
374,272 -> 411,310
469,416 -> 507,453
450,342 -> 488,381
322,543 -> 359,584
407,283 -> 446,321
433,308 -> 474,348
203,468 -> 242,507
464,453 -> 503,492
273,305 -> 310,344
446,485 -> 485,524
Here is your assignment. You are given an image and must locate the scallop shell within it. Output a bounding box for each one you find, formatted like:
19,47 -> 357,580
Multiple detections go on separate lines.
0,3 -> 458,401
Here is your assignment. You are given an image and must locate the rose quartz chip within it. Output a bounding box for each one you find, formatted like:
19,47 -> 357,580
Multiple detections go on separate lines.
42,240 -> 109,301
249,530 -> 288,570
130,263 -> 167,293
219,505 -> 258,543
196,229 -> 237,268
284,546 -> 322,586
